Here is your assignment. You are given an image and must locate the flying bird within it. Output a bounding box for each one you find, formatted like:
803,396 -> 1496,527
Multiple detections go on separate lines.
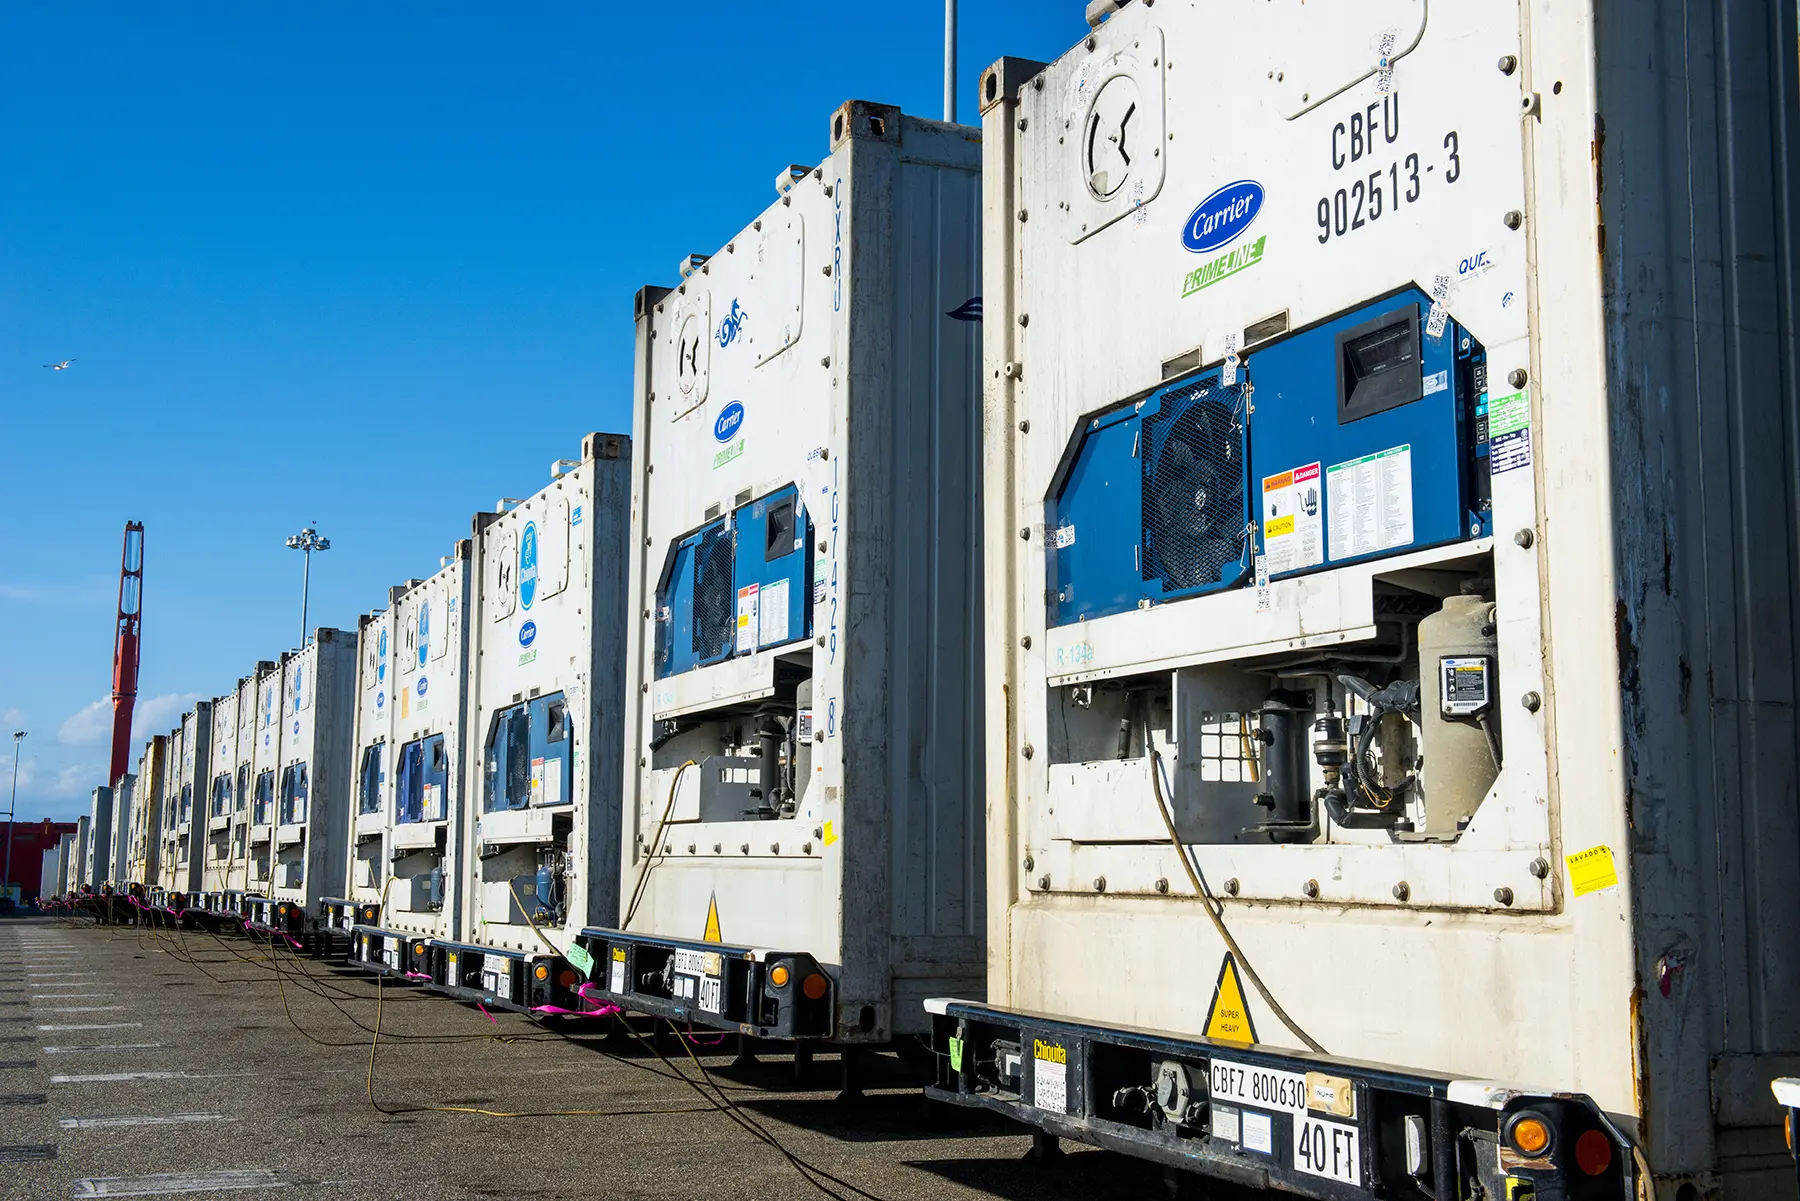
43,359 -> 75,371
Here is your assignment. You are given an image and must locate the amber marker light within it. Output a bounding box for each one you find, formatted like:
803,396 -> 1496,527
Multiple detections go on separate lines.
770,965 -> 791,988
1505,1112 -> 1554,1158
534,963 -> 550,981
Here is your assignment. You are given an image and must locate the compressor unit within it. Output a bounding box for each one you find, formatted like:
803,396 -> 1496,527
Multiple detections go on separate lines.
574,99 -> 985,1046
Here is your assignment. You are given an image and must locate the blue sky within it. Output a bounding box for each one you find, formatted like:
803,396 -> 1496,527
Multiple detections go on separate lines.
0,2 -> 1080,823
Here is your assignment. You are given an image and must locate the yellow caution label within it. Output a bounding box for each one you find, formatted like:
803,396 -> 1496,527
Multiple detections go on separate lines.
1264,514 -> 1295,538
822,820 -> 837,847
1205,953 -> 1257,1045
1565,845 -> 1619,897
611,948 -> 626,963
702,892 -> 722,943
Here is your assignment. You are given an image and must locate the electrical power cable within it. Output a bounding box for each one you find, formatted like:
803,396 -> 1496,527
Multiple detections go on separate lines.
622,759 -> 696,929
1147,748 -> 1327,1054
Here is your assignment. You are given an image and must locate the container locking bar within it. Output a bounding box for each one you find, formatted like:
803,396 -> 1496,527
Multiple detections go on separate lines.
924,999 -> 1633,1201
574,926 -> 834,1040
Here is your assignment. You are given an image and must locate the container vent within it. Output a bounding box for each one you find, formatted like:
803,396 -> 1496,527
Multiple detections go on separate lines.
1140,380 -> 1247,594
692,525 -> 736,663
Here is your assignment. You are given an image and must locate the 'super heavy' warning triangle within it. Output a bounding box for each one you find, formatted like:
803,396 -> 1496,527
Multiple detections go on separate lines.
702,892 -> 722,943
1204,952 -> 1257,1045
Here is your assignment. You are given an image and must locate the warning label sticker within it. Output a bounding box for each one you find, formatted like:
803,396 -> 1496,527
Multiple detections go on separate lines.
1204,953 -> 1257,1045
1261,462 -> 1324,575
758,578 -> 790,648
1566,845 -> 1620,897
1440,657 -> 1491,716
1488,390 -> 1532,475
736,584 -> 759,656
1326,444 -> 1413,562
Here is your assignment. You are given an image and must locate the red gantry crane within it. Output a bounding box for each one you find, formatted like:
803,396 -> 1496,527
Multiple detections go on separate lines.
108,522 -> 144,787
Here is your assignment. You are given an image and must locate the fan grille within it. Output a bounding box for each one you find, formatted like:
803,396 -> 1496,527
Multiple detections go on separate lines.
692,524 -> 736,662
1140,379 -> 1247,595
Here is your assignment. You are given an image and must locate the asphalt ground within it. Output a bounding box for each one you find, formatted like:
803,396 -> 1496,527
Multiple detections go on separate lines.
0,915 -> 1182,1201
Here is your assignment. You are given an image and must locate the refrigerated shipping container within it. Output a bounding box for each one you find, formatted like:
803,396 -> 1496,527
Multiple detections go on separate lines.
928,4 -> 1800,1201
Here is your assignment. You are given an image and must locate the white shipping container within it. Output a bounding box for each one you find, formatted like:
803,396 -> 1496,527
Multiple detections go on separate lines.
579,101 -> 985,1044
87,787 -> 114,890
340,545 -> 477,973
199,683 -> 241,901
245,661 -> 285,901
72,815 -> 90,890
126,735 -> 166,889
266,631 -> 355,930
342,600 -> 396,922
173,704 -> 212,897
931,2 -> 1800,1199
107,773 -> 133,885
155,723 -> 185,896
437,433 -> 631,1012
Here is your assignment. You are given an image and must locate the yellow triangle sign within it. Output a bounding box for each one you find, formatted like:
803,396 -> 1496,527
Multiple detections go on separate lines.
702,892 -> 722,943
1204,952 -> 1257,1045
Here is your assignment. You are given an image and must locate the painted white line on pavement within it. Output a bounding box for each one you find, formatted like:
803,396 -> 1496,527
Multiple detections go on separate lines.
61,1112 -> 232,1129
72,1169 -> 289,1197
51,1070 -> 252,1084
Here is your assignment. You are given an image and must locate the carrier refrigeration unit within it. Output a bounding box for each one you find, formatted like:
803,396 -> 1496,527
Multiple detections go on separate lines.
244,661 -> 285,914
247,632 -> 354,948
572,100 -> 985,1049
347,547 -> 476,981
929,3 -> 1800,1200
326,600 -> 396,958
428,434 -> 630,1014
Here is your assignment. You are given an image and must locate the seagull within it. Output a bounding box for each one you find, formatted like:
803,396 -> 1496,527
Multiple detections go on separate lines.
43,359 -> 75,371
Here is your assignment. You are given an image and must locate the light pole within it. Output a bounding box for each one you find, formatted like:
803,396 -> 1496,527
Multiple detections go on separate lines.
285,526 -> 331,647
945,0 -> 957,123
5,731 -> 24,901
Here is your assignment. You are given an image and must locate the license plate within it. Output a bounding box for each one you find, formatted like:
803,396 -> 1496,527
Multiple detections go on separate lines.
1209,1058 -> 1308,1114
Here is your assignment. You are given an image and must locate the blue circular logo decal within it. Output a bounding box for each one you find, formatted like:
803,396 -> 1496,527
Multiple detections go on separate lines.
376,690 -> 385,710
416,676 -> 428,698
519,521 -> 539,611
714,401 -> 745,443
1182,180 -> 1265,253
417,601 -> 430,667
519,620 -> 537,648
292,720 -> 300,735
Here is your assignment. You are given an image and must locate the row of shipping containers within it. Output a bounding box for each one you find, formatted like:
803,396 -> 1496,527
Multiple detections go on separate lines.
61,2 -> 1800,1199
